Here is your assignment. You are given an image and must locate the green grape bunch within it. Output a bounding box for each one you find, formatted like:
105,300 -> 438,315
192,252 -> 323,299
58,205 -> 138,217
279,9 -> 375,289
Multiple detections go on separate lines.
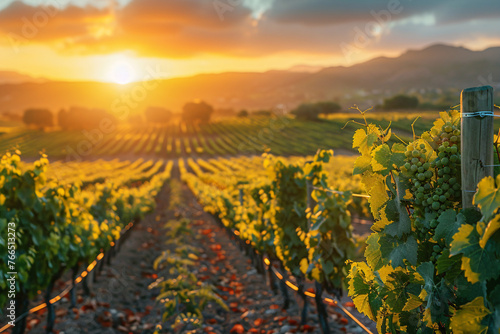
401,116 -> 462,258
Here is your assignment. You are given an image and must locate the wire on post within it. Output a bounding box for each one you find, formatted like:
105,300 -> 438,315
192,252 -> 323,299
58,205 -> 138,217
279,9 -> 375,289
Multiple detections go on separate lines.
263,256 -> 374,334
0,221 -> 135,333
461,110 -> 496,118
312,186 -> 371,199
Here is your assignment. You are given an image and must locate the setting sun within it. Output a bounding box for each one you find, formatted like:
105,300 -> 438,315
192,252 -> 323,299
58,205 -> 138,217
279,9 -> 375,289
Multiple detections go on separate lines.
110,61 -> 135,85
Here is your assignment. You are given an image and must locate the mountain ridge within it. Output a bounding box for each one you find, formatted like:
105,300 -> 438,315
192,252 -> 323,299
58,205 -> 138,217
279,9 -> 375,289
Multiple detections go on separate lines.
1,43 -> 499,114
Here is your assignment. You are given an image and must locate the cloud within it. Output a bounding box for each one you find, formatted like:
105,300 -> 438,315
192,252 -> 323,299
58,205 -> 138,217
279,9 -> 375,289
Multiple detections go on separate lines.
0,0 -> 254,57
0,1 -> 114,45
264,0 -> 500,26
431,0 -> 500,25
0,0 -> 353,58
263,0 -> 434,25
0,0 -> 499,61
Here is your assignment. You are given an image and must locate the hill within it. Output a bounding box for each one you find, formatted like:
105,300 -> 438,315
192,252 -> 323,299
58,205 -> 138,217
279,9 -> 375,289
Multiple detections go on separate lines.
0,70 -> 47,84
1,44 -> 499,115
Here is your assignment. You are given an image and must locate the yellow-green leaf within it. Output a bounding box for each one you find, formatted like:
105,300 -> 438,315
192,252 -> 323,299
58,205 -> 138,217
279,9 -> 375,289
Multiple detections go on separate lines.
473,175 -> 500,219
402,293 -> 423,312
371,144 -> 391,172
353,129 -> 378,155
479,214 -> 500,248
353,155 -> 372,175
450,297 -> 490,334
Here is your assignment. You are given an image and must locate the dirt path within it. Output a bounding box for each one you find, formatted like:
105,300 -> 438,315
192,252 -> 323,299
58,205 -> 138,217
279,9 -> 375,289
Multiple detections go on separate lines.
16,176 -> 376,334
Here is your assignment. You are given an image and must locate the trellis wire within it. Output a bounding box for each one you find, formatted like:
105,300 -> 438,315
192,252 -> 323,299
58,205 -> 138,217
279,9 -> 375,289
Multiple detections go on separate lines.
0,222 -> 135,333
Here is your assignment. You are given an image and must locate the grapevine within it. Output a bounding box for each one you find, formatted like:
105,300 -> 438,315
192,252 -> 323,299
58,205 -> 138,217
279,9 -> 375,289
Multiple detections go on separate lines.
347,110 -> 500,333
0,151 -> 172,320
298,150 -> 357,298
180,152 -> 359,320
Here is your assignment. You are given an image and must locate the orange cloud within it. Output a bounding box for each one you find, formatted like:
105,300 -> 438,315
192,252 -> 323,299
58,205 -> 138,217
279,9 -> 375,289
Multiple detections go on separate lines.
0,2 -> 113,45
0,0 -> 256,57
1,0 -> 499,61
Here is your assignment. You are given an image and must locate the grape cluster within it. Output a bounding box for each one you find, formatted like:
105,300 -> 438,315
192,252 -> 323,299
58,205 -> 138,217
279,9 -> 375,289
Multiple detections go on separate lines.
429,121 -> 461,213
403,142 -> 434,212
402,121 -> 461,244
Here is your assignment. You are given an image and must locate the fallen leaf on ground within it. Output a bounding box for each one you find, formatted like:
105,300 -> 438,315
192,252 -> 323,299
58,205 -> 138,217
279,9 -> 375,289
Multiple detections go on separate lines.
230,324 -> 245,333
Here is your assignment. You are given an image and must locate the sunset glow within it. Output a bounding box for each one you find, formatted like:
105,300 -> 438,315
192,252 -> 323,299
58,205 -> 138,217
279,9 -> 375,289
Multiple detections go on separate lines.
1,3 -> 500,334
0,0 -> 498,82
109,61 -> 135,85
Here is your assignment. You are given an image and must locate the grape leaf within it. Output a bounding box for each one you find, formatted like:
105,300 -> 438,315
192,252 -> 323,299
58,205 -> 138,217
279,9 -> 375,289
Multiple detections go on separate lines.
384,200 -> 411,238
454,275 -> 483,306
416,262 -> 435,296
353,129 -> 378,155
480,214 -> 500,248
450,224 -> 500,283
396,310 -> 422,334
402,293 -> 423,312
450,297 -> 490,334
473,175 -> 500,219
380,234 -> 418,268
436,249 -> 462,280
347,262 -> 381,321
372,206 -> 392,232
365,233 -> 383,271
383,174 -> 411,238
384,215 -> 411,238
378,265 -> 411,312
488,284 -> 500,307
462,207 -> 483,225
422,278 -> 453,327
434,210 -> 464,244
371,144 -> 391,173
361,172 -> 388,220
390,143 -> 406,169
353,155 -> 372,176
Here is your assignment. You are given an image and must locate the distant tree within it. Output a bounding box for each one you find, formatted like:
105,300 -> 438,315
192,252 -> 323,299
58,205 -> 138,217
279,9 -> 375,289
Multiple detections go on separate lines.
128,114 -> 145,125
58,107 -> 116,130
144,106 -> 172,124
316,101 -> 342,115
215,108 -> 236,117
291,103 -> 321,121
253,110 -> 272,117
57,109 -> 69,129
22,109 -> 53,129
434,94 -> 456,110
1,111 -> 22,122
182,101 -> 214,124
237,110 -> 249,117
383,95 -> 419,110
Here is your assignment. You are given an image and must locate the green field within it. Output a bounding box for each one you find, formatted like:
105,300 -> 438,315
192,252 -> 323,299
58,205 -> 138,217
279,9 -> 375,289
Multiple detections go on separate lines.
0,114 -> 444,159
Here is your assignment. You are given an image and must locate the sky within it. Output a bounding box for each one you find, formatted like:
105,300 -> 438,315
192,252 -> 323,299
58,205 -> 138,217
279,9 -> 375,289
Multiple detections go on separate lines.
0,0 -> 499,83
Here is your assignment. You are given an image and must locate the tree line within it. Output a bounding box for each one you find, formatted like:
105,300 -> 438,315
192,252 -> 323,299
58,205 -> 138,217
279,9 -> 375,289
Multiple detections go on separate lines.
20,94 -> 425,129
21,100 -> 215,130
289,94 -> 423,121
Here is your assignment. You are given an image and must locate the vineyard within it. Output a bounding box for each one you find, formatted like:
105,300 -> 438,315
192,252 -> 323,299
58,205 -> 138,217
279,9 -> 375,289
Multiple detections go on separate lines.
178,105 -> 500,333
0,115 -> 441,159
1,88 -> 500,334
0,155 -> 172,333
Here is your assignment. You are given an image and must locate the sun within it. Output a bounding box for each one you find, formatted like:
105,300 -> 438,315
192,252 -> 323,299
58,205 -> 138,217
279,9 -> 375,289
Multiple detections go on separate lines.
110,61 -> 135,85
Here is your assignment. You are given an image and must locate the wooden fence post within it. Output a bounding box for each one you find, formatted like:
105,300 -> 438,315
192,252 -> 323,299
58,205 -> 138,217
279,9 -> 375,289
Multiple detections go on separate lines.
238,188 -> 244,206
461,85 -> 494,208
